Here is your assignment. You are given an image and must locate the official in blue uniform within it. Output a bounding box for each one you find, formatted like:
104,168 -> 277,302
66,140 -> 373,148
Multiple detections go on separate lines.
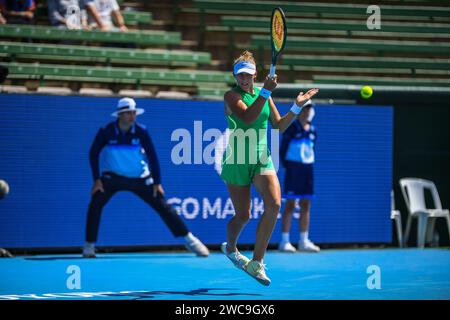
278,101 -> 320,253
83,97 -> 209,258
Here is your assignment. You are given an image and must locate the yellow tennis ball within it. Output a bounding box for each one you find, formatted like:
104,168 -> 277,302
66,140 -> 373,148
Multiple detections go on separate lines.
361,86 -> 373,99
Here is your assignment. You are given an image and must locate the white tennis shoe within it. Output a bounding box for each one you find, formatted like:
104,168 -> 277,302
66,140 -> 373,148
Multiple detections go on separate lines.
243,260 -> 271,286
221,242 -> 250,270
298,239 -> 320,253
185,236 -> 210,257
278,241 -> 297,253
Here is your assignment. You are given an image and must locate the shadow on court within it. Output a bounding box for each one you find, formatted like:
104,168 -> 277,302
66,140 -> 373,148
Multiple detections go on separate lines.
105,288 -> 262,300
24,254 -> 195,261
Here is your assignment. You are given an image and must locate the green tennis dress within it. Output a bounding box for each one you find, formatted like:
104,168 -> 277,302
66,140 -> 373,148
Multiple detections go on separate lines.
220,86 -> 275,186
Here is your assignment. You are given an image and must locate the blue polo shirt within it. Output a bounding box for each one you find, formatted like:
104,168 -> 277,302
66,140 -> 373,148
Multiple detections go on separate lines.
0,0 -> 35,12
89,121 -> 161,184
280,120 -> 317,166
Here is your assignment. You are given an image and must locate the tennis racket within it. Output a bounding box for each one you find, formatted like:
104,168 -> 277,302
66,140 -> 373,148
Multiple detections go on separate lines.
269,7 -> 287,79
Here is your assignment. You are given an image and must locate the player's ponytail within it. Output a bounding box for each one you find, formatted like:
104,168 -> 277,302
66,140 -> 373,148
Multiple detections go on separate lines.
233,50 -> 256,66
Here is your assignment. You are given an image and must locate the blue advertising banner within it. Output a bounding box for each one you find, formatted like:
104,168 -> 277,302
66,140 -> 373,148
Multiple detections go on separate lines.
0,94 -> 393,248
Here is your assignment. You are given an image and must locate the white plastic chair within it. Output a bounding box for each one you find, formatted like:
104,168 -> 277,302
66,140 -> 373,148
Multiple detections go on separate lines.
390,190 -> 403,248
399,178 -> 450,248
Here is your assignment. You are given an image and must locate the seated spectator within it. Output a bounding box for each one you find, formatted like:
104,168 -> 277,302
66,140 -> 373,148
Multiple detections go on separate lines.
47,0 -> 87,30
81,0 -> 127,32
0,0 -> 36,25
0,11 -> 6,24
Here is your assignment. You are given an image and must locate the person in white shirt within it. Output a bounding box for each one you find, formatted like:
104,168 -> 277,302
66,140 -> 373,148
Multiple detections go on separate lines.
82,0 -> 127,31
47,0 -> 88,30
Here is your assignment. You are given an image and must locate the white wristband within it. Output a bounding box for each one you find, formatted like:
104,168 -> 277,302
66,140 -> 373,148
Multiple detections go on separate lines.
259,88 -> 272,100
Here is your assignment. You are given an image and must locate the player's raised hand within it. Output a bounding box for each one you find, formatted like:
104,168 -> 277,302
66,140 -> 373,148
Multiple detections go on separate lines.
263,75 -> 278,92
295,88 -> 319,106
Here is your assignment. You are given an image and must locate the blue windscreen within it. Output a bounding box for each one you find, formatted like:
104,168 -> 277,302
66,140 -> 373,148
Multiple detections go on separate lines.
0,94 -> 393,248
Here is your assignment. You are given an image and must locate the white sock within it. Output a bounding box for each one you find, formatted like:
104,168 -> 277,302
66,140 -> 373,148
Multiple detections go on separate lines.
300,231 -> 308,243
184,232 -> 196,243
281,232 -> 290,243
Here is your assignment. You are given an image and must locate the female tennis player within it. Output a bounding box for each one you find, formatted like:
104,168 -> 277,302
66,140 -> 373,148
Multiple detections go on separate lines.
220,51 -> 318,285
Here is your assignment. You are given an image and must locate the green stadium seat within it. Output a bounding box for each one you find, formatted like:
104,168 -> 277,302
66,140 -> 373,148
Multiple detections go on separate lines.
197,86 -> 229,98
281,55 -> 450,71
0,42 -> 211,67
213,16 -> 450,66
117,10 -> 153,25
193,0 -> 450,18
251,35 -> 450,54
0,24 -> 180,46
2,62 -> 235,86
310,75 -> 450,87
221,16 -> 450,35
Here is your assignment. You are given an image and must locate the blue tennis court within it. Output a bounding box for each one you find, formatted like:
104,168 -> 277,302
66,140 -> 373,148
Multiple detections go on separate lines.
1,248 -> 449,300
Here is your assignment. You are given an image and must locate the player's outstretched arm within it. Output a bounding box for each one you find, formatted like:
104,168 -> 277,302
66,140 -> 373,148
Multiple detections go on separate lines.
269,88 -> 319,133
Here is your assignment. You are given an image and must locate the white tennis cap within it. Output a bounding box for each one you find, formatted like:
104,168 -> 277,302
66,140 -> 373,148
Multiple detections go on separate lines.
111,97 -> 145,117
233,61 -> 256,75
